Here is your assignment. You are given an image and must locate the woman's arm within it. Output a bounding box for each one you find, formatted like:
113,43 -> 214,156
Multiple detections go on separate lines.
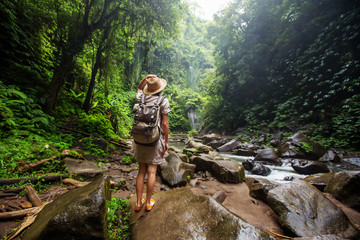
137,74 -> 157,92
161,114 -> 169,156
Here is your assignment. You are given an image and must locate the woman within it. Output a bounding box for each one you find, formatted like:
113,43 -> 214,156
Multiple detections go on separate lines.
134,74 -> 170,212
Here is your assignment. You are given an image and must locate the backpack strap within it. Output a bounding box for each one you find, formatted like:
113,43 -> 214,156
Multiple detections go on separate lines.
141,94 -> 146,104
155,96 -> 164,106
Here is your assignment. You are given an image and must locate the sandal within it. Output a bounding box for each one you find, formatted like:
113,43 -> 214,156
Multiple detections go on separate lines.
135,199 -> 145,212
145,199 -> 155,212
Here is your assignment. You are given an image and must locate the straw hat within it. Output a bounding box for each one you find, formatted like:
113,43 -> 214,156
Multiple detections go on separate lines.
143,77 -> 167,95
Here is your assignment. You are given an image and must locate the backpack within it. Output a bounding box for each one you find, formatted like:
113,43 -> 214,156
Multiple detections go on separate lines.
131,94 -> 164,145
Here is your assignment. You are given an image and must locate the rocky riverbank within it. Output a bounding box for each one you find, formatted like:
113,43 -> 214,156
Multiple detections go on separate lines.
2,132 -> 360,239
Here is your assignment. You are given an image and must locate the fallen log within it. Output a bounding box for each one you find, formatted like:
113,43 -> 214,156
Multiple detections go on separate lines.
0,175 -> 69,186
3,188 -> 25,193
25,185 -> 42,207
6,202 -> 49,240
0,193 -> 17,198
0,207 -> 38,220
57,125 -> 129,148
17,156 -> 58,172
62,178 -> 89,188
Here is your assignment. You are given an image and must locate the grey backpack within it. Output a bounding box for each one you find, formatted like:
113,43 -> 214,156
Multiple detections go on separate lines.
131,95 -> 164,145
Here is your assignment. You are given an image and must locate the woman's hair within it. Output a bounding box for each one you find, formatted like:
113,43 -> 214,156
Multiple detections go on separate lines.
154,91 -> 162,96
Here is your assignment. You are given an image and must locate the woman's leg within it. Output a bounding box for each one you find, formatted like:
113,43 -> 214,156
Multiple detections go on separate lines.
145,164 -> 158,205
136,162 -> 147,207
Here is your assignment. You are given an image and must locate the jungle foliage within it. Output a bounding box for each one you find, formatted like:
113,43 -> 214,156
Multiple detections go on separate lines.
204,0 -> 360,149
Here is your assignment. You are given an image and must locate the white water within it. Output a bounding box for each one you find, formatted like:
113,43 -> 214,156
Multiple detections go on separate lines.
188,108 -> 201,130
219,153 -> 306,184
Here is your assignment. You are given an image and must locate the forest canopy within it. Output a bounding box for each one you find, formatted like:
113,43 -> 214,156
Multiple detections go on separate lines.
0,0 -> 359,150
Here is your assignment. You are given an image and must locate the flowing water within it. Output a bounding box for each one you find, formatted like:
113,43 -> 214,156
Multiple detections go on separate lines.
169,140 -> 340,185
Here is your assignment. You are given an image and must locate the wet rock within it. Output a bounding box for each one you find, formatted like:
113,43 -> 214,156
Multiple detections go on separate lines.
251,163 -> 271,176
207,139 -> 228,149
159,153 -> 196,187
190,155 -> 245,183
254,148 -> 282,165
291,159 -> 330,175
278,133 -> 326,160
242,159 -> 255,171
64,158 -> 104,179
168,146 -> 181,153
325,171 -> 360,212
130,188 -> 275,240
319,150 -> 341,163
234,148 -> 256,156
294,235 -> 348,240
284,176 -> 295,181
23,176 -> 111,240
212,191 -> 227,204
216,139 -> 242,152
246,178 -> 278,202
201,133 -> 222,144
303,173 -> 334,192
266,179 -> 359,238
186,140 -> 213,153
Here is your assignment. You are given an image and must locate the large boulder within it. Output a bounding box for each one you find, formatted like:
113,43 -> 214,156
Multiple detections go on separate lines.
278,133 -> 327,160
291,159 -> 330,175
207,139 -> 228,149
216,139 -> 242,152
254,148 -> 282,165
233,148 -> 256,157
246,178 -> 278,202
319,150 -> 341,163
130,188 -> 275,240
186,140 -> 213,153
64,158 -> 104,179
201,133 -> 222,144
190,155 -> 245,183
294,235 -> 348,240
266,179 -> 359,238
303,173 -> 334,192
159,153 -> 196,187
251,163 -> 271,176
325,171 -> 360,212
23,176 -> 111,240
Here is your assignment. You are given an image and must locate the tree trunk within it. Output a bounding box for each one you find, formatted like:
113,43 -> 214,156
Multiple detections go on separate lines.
44,53 -> 75,114
83,54 -> 100,113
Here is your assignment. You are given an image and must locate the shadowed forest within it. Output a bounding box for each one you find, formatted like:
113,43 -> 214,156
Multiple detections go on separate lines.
0,0 -> 359,239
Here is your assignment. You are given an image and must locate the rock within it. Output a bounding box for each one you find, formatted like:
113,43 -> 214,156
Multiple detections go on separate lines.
212,191 -> 227,204
254,148 -> 282,165
130,188 -> 275,240
216,139 -> 242,152
22,176 -> 111,240
303,173 -> 334,192
234,148 -> 256,156
186,140 -> 213,153
177,152 -> 188,162
291,159 -> 330,175
92,138 -> 109,153
342,158 -> 360,167
284,176 -> 295,181
159,153 -> 196,187
319,150 -> 341,163
242,159 -> 255,171
246,178 -> 278,202
278,132 -> 327,160
64,158 -> 104,179
190,155 -> 245,183
266,179 -> 359,238
207,139 -> 228,149
201,133 -> 222,144
325,171 -> 360,212
251,163 -> 271,176
189,179 -> 199,187
294,235 -> 348,240
168,146 -> 181,153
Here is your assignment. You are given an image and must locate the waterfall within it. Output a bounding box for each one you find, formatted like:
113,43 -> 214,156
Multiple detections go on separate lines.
188,66 -> 198,89
188,108 -> 201,131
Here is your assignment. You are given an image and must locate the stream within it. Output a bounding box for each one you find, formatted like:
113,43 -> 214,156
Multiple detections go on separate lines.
169,139 -> 354,185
